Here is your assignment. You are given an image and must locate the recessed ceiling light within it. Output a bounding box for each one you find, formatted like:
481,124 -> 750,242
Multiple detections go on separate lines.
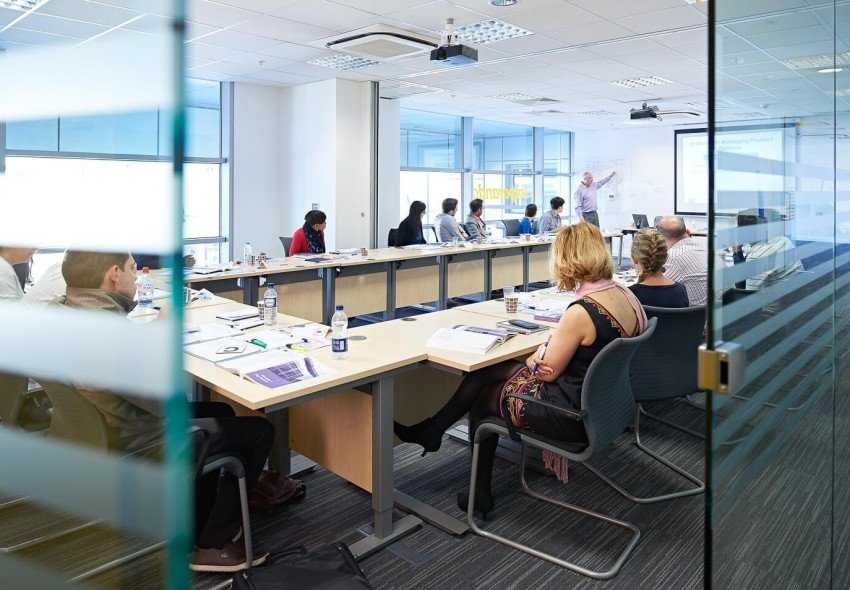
683,0 -> 708,4
685,100 -> 728,110
610,76 -> 673,88
577,110 -> 615,117
492,92 -> 540,102
308,54 -> 380,70
832,88 -> 850,97
0,0 -> 40,11
490,0 -> 518,5
819,67 -> 844,74
783,52 -> 850,70
452,19 -> 533,45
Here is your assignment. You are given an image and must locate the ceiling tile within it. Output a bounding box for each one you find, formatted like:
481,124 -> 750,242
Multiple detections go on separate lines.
188,0 -> 255,28
587,38 -> 665,58
197,29 -> 280,52
257,41 -> 332,62
502,2 -> 601,33
185,21 -> 220,42
546,21 -> 633,46
270,0 -> 378,29
223,52 -> 299,70
385,1 -> 488,35
490,33 -> 566,56
193,61 -> 265,77
614,6 -> 706,35
232,15 -> 333,43
326,0 -> 426,15
654,29 -> 705,48
0,7 -> 19,27
676,43 -> 708,62
12,13 -> 107,38
0,27 -> 77,47
449,0 -> 565,19
38,0 -> 139,27
570,0 -> 686,20
121,14 -> 172,36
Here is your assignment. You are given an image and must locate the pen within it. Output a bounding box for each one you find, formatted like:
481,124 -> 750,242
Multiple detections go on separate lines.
531,335 -> 552,376
250,339 -> 267,348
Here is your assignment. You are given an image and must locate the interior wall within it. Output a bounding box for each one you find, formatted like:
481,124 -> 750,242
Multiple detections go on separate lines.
231,82 -> 284,258
334,79 -> 372,250
377,99 -> 401,248
573,124 -> 707,231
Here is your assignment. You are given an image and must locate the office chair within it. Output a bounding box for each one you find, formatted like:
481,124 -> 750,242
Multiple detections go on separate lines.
387,228 -> 398,247
653,216 -> 662,226
501,219 -> 520,237
463,222 -> 477,237
0,373 -> 50,433
466,319 -> 656,580
5,382 -> 255,582
279,236 -> 293,256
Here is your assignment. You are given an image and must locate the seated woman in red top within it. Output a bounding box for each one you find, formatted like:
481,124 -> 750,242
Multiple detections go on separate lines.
289,210 -> 327,256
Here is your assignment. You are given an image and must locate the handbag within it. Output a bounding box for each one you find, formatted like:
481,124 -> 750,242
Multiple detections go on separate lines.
232,543 -> 372,590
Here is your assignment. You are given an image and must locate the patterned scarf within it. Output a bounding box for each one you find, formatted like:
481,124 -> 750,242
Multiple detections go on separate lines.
303,222 -> 325,254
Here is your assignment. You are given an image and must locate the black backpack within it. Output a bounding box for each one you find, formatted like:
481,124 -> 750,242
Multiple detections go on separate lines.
232,543 -> 372,590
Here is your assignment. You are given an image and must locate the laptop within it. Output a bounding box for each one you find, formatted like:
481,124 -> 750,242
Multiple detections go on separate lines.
632,214 -> 650,229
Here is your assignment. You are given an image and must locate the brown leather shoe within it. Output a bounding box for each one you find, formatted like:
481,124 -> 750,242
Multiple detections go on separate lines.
189,543 -> 267,573
253,471 -> 305,501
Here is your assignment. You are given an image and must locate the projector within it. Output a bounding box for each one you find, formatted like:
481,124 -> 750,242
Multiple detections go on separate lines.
630,103 -> 660,120
430,18 -> 478,66
430,43 -> 478,66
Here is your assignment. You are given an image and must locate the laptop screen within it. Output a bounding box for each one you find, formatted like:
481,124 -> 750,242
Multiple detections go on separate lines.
632,214 -> 649,229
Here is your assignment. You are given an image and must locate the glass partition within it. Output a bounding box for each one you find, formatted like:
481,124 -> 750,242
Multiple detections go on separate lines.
709,1 -> 847,587
0,2 -> 189,588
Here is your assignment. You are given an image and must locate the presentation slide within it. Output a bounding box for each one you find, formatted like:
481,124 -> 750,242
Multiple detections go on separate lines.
675,127 -> 788,215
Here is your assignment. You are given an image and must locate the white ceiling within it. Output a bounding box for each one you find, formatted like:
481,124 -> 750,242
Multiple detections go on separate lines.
0,0 -> 846,130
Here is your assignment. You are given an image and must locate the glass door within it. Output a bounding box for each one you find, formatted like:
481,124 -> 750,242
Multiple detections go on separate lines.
708,0 -> 848,587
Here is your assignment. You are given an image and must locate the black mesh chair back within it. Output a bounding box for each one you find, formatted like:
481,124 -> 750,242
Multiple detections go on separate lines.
580,318 -> 657,456
631,305 -> 705,403
502,219 -> 521,237
463,222 -> 477,236
279,236 -> 293,256
387,228 -> 398,247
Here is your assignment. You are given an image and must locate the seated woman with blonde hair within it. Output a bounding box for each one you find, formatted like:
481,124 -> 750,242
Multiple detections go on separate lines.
628,228 -> 689,308
394,222 -> 647,516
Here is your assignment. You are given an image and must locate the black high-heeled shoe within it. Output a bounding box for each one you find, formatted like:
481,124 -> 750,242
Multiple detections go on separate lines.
393,419 -> 443,456
456,490 -> 495,520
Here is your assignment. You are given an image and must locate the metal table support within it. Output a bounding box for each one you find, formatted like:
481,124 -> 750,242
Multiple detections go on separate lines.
522,246 -> 531,292
321,267 -> 337,325
242,276 -> 260,306
385,262 -> 397,320
348,376 -> 422,560
266,409 -> 316,477
437,255 -> 449,310
484,250 -> 494,300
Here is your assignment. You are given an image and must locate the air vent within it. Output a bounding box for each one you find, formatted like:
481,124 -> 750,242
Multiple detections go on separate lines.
322,25 -> 437,61
380,81 -> 445,99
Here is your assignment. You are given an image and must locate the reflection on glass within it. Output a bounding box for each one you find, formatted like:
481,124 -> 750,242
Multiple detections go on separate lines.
400,170 -> 462,226
473,119 -> 533,172
472,173 -> 533,220
400,109 -> 462,169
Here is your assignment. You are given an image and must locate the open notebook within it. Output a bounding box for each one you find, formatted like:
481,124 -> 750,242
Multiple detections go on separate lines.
218,351 -> 335,389
426,324 -> 515,355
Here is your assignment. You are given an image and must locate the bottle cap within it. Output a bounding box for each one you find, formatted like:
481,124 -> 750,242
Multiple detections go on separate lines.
142,267 -> 150,273
335,305 -> 344,311
267,283 -> 274,288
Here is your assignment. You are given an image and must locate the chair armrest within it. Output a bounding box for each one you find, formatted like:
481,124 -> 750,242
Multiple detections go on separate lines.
188,425 -> 212,480
505,393 -> 585,422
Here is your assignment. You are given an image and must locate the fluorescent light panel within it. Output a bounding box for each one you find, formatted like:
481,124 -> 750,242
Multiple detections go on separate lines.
610,75 -> 672,88
453,19 -> 533,45
308,54 -> 380,70
577,110 -> 615,116
783,52 -> 850,70
0,0 -> 40,11
492,92 -> 540,102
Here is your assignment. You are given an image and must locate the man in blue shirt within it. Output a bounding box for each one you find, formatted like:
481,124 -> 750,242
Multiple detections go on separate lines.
574,170 -> 615,228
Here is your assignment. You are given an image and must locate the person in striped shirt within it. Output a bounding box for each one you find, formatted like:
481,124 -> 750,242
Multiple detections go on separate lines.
657,216 -> 708,306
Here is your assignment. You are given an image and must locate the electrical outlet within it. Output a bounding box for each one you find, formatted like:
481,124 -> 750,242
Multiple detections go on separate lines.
312,202 -> 319,210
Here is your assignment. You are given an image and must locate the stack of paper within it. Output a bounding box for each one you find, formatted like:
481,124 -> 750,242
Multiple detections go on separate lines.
218,351 -> 335,389
184,323 -> 241,345
185,337 -> 265,363
426,325 -> 514,355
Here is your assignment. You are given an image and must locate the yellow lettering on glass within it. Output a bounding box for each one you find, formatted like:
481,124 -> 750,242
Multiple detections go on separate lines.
473,184 -> 530,202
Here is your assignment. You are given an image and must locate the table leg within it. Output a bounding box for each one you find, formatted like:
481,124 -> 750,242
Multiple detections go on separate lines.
484,251 -> 493,301
348,376 -> 421,560
618,234 -> 624,269
267,409 -> 316,477
522,246 -> 530,292
243,276 -> 259,306
437,255 -> 449,310
385,262 -> 396,321
321,268 -> 336,325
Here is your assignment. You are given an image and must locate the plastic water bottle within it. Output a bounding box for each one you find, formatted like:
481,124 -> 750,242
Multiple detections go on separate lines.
331,305 -> 348,359
243,242 -> 253,265
137,267 -> 154,308
263,283 -> 277,326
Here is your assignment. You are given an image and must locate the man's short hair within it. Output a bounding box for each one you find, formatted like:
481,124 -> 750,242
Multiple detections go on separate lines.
469,199 -> 484,214
550,196 -> 565,209
657,215 -> 687,240
63,251 -> 131,289
583,171 -> 592,178
442,198 -> 459,214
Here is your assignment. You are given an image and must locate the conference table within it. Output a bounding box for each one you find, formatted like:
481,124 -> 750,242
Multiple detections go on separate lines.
182,296 -> 560,559
184,239 -> 556,323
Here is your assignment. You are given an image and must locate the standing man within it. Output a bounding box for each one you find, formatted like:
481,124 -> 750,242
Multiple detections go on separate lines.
574,170 -> 615,228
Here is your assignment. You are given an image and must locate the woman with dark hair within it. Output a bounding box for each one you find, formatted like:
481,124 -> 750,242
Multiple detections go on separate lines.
289,210 -> 327,256
518,203 -> 538,235
396,201 -> 427,247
